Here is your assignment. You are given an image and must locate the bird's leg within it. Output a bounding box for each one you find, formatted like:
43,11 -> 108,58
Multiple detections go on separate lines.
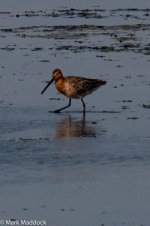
81,98 -> 86,113
54,98 -> 71,113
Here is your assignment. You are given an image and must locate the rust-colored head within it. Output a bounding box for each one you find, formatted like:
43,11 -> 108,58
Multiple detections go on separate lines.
41,68 -> 63,94
52,68 -> 63,81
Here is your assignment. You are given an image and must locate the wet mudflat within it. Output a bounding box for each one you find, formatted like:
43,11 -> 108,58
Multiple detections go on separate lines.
0,0 -> 150,225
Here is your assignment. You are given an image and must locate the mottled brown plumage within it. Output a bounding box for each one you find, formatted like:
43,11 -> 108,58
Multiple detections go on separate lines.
41,68 -> 106,113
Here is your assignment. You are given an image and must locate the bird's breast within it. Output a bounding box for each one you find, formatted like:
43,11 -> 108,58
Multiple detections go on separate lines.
55,79 -> 80,98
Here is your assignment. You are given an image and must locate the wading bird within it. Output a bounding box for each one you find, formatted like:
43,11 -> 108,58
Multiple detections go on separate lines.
41,68 -> 106,113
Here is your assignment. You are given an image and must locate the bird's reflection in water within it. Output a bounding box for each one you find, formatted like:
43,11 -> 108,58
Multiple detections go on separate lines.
56,113 -> 97,138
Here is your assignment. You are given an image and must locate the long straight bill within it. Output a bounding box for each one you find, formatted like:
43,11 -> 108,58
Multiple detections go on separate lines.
41,78 -> 54,94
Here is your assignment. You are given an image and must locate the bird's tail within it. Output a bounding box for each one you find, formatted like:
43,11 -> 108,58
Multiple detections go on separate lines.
100,80 -> 107,85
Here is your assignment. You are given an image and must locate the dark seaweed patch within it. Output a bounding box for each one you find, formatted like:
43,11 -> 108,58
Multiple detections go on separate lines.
0,9 -> 150,55
142,104 -> 150,109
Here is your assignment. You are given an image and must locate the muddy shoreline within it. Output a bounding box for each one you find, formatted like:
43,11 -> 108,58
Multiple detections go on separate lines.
0,2 -> 150,226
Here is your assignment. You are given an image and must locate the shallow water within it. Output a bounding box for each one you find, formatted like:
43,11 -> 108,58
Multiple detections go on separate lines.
0,0 -> 150,225
0,105 -> 150,185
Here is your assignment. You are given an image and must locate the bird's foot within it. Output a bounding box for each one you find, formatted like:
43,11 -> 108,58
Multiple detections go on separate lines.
54,109 -> 61,113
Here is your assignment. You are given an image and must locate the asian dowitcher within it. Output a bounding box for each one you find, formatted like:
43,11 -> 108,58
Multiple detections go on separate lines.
41,68 -> 106,113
